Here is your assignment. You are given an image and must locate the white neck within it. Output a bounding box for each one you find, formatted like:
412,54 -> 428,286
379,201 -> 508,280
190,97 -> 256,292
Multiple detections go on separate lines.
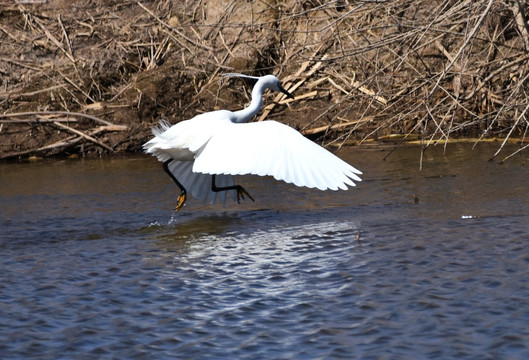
232,79 -> 267,123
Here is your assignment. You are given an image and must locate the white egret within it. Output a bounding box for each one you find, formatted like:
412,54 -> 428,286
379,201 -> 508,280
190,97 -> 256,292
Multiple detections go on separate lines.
143,73 -> 362,211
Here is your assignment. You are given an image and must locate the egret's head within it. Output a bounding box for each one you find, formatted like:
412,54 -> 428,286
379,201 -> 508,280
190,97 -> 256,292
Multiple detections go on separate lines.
261,75 -> 294,99
223,73 -> 295,99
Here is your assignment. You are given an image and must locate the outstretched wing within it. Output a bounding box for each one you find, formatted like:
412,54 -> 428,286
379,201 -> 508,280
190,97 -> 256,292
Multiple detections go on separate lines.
193,120 -> 362,191
143,111 -> 233,162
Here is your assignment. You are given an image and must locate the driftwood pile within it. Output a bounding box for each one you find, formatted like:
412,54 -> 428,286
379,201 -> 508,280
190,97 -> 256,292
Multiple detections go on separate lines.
1,0 -> 528,160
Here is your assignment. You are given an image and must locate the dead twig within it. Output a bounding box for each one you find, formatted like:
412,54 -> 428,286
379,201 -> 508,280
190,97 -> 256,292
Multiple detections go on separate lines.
0,124 -> 127,160
33,16 -> 76,64
0,111 -> 116,126
0,118 -> 77,124
0,85 -> 65,100
137,1 -> 213,52
302,117 -> 374,137
52,121 -> 114,152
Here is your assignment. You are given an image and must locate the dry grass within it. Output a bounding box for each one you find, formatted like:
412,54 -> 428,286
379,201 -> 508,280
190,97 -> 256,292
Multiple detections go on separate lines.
1,0 -> 528,160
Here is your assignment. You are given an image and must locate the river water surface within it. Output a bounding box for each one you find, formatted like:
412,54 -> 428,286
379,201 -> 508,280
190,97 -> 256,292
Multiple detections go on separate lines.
1,143 -> 529,359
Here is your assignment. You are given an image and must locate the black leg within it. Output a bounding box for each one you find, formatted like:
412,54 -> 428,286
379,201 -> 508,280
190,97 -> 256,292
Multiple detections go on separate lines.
211,174 -> 255,203
163,159 -> 187,212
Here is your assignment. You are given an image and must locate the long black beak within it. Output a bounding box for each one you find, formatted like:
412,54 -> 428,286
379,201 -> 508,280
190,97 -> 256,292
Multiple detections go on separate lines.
279,84 -> 295,99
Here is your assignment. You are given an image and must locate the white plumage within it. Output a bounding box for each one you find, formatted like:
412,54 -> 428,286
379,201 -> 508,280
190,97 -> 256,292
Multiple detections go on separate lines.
143,74 -> 362,211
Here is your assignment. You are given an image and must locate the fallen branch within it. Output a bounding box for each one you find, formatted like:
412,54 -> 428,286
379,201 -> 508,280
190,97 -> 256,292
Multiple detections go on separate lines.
0,111 -> 115,126
260,90 -> 318,114
327,74 -> 388,105
302,117 -> 374,136
52,121 -> 114,152
0,84 -> 65,100
0,124 -> 127,160
0,118 -> 77,124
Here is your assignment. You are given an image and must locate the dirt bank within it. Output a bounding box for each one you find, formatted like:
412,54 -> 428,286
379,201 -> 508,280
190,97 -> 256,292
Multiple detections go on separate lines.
1,0 -> 528,160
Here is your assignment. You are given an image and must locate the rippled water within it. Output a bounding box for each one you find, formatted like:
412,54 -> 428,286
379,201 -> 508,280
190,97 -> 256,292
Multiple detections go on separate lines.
1,144 -> 529,359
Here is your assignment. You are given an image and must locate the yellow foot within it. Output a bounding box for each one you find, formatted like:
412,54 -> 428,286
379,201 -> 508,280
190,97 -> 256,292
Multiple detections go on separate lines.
174,193 -> 186,212
236,187 -> 255,203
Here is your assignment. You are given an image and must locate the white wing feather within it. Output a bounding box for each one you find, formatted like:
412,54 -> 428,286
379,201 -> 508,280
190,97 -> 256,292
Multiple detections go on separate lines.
193,121 -> 362,191
143,111 -> 233,162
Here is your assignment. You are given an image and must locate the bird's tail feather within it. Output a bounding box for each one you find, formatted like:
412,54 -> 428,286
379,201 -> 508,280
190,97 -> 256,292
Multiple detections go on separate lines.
151,120 -> 172,136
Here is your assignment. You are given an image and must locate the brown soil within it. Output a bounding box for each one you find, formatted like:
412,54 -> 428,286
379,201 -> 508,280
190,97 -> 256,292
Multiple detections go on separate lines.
1,1 -> 528,160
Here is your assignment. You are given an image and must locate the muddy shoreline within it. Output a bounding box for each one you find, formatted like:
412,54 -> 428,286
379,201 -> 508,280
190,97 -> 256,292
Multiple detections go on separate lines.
1,1 -> 528,161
